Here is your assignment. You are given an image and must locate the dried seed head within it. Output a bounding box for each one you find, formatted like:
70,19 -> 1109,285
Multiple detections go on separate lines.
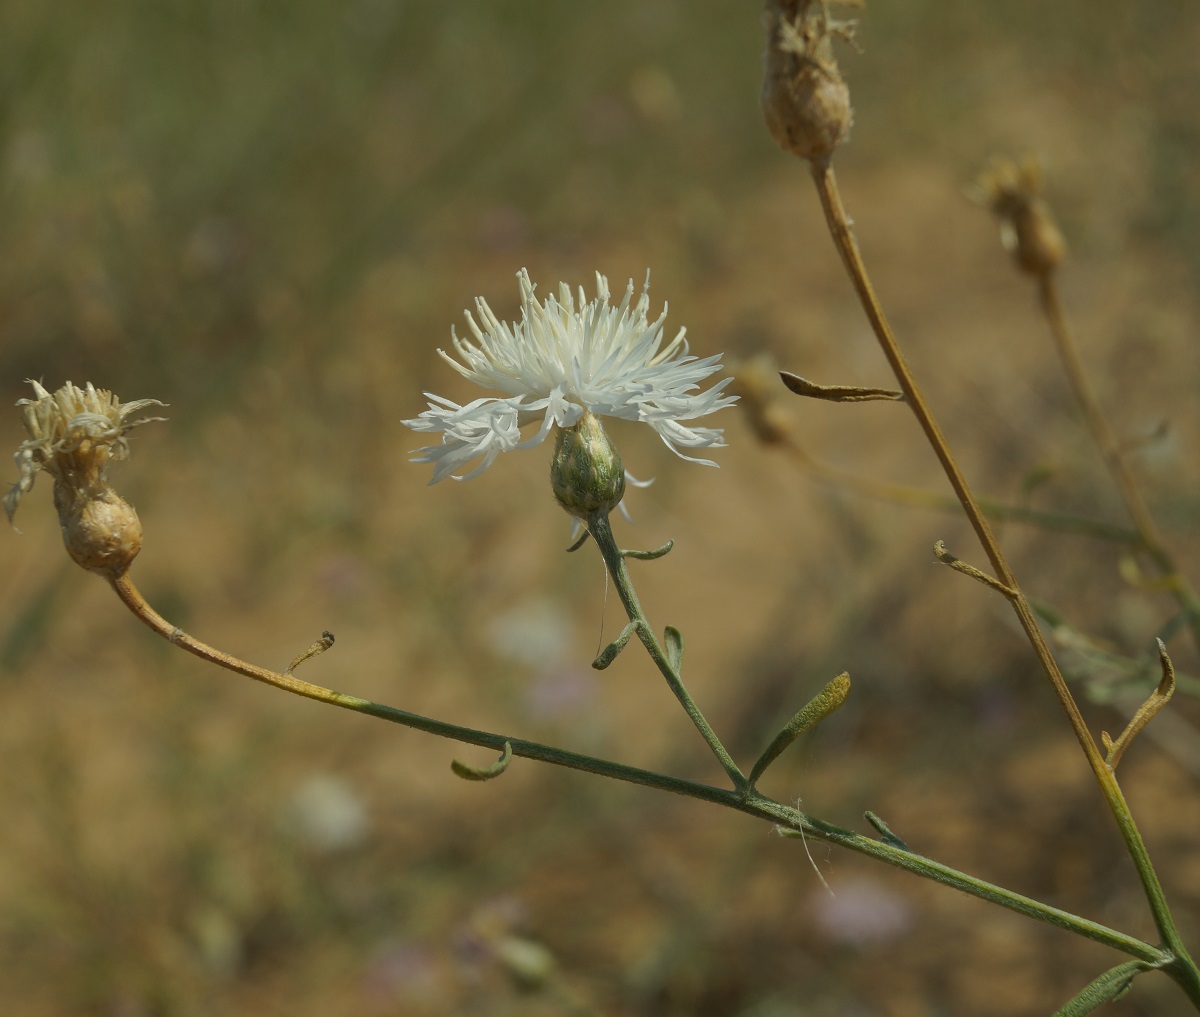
55,485 -> 144,577
761,0 -> 857,165
5,380 -> 166,577
550,411 -> 626,520
971,157 -> 1067,276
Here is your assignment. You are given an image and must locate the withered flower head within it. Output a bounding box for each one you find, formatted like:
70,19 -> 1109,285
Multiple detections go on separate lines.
761,0 -> 858,165
5,380 -> 166,577
971,157 -> 1067,276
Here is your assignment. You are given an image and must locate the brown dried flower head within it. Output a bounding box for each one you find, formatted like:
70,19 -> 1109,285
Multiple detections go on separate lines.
971,157 -> 1067,276
761,0 -> 858,165
5,380 -> 166,577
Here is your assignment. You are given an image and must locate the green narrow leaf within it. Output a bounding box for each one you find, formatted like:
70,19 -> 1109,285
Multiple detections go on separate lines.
748,672 -> 851,787
864,810 -> 910,851
1052,960 -> 1149,1016
623,539 -> 674,561
592,621 -> 640,670
451,741 -> 513,782
664,626 -> 684,673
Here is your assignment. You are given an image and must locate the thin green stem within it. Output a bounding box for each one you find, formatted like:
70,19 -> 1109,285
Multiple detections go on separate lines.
1037,272 -> 1200,654
584,512 -> 748,791
107,569 -> 1167,968
807,161 -> 1200,1004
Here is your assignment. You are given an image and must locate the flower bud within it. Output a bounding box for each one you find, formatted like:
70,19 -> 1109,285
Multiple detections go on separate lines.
761,0 -> 855,165
550,411 -> 626,520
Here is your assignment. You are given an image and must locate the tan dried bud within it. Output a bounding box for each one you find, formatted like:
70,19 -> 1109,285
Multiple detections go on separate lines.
55,485 -> 144,577
971,157 -> 1067,276
761,0 -> 857,165
5,380 -> 166,577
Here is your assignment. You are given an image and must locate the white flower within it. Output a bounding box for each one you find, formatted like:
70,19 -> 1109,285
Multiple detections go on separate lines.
403,269 -> 736,483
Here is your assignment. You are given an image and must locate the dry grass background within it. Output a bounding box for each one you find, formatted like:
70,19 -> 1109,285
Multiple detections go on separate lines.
1,2 -> 1199,1015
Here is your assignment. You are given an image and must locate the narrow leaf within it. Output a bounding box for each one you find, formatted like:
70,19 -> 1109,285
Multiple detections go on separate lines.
664,626 -> 684,673
451,741 -> 513,782
780,371 -> 902,403
748,672 -> 851,787
1104,638 -> 1177,769
1051,960 -> 1149,1016
864,811 -> 910,851
593,621 -> 640,670
624,540 -> 674,561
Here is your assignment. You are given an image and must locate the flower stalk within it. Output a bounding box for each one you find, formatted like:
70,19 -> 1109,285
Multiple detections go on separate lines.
104,558 -> 1171,971
805,157 -> 1200,1005
4,376 -> 1192,1000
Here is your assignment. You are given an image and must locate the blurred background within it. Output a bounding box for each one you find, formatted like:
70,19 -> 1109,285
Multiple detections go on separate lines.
1,1 -> 1199,1014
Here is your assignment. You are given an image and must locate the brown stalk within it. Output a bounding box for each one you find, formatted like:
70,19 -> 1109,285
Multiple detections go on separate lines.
807,160 -> 1186,956
1036,272 -> 1200,652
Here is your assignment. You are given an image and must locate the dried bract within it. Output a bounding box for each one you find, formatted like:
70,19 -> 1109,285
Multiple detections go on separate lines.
5,380 -> 165,576
971,157 -> 1067,276
761,0 -> 857,165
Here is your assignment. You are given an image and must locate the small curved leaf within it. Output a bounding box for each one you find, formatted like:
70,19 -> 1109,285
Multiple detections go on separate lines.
592,621 -> 640,670
451,741 -> 513,782
624,540 -> 674,561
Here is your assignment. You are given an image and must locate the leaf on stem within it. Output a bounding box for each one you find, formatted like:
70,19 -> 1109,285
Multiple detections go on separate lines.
593,620 -> 642,670
933,540 -> 1015,598
664,626 -> 684,673
1051,959 -> 1151,1016
780,371 -> 903,403
451,741 -> 513,782
748,672 -> 851,788
1102,639 -> 1177,770
864,810 -> 910,852
623,539 -> 674,561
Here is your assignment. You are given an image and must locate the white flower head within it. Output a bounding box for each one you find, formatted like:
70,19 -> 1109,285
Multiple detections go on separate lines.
403,268 -> 737,485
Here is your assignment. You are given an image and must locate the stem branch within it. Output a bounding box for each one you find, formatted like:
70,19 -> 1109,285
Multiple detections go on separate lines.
807,162 -> 1198,999
107,569 -> 1167,968
584,512 -> 748,791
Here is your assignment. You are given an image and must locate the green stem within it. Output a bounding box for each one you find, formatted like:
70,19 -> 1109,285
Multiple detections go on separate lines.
106,569 -> 1168,967
808,160 -> 1200,1006
584,511 -> 748,791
